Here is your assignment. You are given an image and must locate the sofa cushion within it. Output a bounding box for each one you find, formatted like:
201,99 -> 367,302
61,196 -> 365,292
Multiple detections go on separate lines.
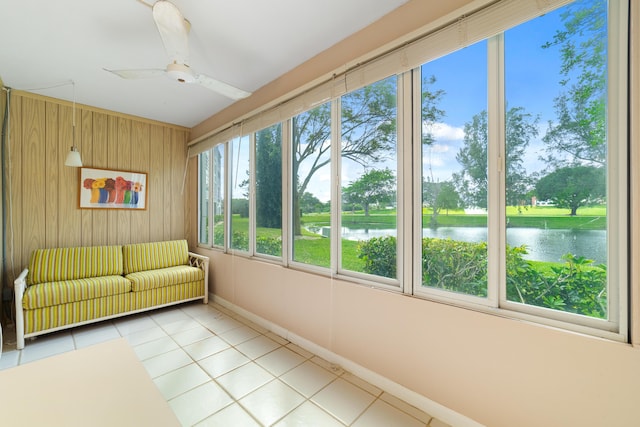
28,245 -> 123,285
122,240 -> 189,275
22,275 -> 132,310
126,266 -> 204,292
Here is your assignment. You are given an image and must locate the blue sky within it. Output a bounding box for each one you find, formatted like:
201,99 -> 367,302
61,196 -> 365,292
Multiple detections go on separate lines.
422,4 -> 570,183
232,1 -> 600,203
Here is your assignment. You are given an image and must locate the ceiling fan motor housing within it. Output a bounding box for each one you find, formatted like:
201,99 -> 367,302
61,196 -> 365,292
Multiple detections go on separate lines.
166,63 -> 195,83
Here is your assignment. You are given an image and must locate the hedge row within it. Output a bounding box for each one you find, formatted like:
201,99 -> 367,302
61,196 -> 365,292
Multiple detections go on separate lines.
359,236 -> 606,318
212,230 -> 607,319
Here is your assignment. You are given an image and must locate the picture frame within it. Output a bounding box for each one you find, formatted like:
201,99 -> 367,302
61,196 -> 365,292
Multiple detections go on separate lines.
79,167 -> 148,210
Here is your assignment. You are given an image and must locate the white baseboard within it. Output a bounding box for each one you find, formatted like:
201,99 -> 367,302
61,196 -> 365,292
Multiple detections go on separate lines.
210,293 -> 484,427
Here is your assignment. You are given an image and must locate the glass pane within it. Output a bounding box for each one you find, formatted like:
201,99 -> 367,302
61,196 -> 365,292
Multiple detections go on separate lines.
420,40 -> 488,297
292,103 -> 331,267
341,76 -> 398,278
212,144 -> 225,247
505,0 -> 608,319
198,151 -> 210,245
230,136 -> 250,251
255,124 -> 283,257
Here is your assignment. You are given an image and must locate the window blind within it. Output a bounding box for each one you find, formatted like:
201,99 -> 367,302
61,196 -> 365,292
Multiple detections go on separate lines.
189,0 -> 572,157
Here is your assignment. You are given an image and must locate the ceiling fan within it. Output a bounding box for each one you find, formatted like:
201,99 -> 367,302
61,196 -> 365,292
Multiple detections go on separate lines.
105,0 -> 251,100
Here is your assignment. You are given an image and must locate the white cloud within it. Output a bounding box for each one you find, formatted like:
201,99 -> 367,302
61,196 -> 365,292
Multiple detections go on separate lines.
423,122 -> 465,141
428,144 -> 450,154
423,155 -> 445,167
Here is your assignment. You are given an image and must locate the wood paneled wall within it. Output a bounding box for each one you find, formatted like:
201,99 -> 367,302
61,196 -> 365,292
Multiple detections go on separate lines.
3,90 -> 189,289
0,86 -> 6,320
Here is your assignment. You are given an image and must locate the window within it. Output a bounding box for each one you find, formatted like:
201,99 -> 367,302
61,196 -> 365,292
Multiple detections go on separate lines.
502,0 -> 616,321
291,103 -> 332,268
212,144 -> 225,247
198,144 -> 227,248
198,151 -> 210,245
255,124 -> 283,258
195,0 -> 628,340
230,135 -> 250,252
418,40 -> 488,299
414,0 -> 626,334
340,76 -> 399,280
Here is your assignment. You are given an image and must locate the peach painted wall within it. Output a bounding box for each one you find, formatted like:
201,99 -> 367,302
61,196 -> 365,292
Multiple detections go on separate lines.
187,0 -> 640,425
195,251 -> 640,427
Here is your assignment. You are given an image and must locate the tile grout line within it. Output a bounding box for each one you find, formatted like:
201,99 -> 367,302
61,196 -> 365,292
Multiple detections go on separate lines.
3,303 -> 438,426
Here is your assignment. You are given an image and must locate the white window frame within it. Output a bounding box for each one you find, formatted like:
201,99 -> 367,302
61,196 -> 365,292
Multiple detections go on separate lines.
253,123 -> 285,261
227,134 -> 252,256
193,0 -> 630,342
412,0 -> 629,341
334,76 -> 404,290
197,151 -> 210,246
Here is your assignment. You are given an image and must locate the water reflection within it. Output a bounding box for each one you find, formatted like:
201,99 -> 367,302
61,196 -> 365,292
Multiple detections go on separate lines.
327,226 -> 606,264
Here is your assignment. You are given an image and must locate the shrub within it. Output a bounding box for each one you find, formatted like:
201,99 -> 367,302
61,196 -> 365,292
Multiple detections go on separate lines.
231,230 -> 248,250
507,251 -> 606,318
359,236 -> 607,318
422,238 -> 488,297
257,235 -> 282,257
358,236 -> 397,278
213,229 -> 282,257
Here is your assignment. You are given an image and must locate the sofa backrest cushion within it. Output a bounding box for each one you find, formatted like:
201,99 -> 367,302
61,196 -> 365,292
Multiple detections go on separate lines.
28,245 -> 124,285
122,240 -> 189,274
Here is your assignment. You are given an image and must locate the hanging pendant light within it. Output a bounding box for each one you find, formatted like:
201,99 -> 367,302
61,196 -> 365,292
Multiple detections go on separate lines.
64,81 -> 82,167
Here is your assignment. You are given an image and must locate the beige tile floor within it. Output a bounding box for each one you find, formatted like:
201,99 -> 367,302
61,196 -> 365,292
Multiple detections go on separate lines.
0,302 -> 449,427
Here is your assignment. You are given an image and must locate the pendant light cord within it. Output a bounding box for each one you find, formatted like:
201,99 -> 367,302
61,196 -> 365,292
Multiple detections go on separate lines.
72,80 -> 76,149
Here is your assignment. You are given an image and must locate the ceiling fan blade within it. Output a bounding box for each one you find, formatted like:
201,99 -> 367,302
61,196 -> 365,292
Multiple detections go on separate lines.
152,0 -> 190,64
194,73 -> 252,100
104,68 -> 166,79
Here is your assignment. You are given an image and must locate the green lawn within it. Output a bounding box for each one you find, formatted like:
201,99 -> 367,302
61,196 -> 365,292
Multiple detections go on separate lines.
226,204 -> 606,271
231,204 -> 607,242
292,238 -> 364,271
300,205 -> 606,231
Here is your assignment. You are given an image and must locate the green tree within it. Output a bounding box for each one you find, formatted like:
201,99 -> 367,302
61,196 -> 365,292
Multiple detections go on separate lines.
343,168 -> 396,216
299,192 -> 327,214
292,78 -> 397,235
453,111 -> 488,208
505,106 -> 539,206
423,179 -> 461,228
231,198 -> 249,218
436,181 -> 461,215
454,107 -> 539,208
255,125 -> 282,228
421,75 -> 446,146
535,165 -> 605,215
542,0 -> 607,167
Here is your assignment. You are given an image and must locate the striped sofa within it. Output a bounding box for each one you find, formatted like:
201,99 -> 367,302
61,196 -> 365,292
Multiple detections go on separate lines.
13,240 -> 209,349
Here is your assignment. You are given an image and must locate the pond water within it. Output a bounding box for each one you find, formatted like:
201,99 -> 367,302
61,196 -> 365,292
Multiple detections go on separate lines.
314,226 -> 607,264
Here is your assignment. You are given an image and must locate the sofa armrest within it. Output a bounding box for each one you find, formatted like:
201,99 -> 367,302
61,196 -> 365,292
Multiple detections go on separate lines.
14,268 -> 28,349
188,252 -> 209,304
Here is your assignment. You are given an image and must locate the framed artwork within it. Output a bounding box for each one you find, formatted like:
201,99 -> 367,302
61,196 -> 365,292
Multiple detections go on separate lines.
79,167 -> 147,210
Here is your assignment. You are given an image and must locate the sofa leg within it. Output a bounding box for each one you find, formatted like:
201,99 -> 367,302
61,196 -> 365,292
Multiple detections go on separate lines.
16,330 -> 24,350
15,302 -> 25,350
16,319 -> 25,350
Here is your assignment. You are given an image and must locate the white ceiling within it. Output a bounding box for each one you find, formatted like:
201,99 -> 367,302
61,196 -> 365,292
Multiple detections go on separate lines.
0,0 -> 408,128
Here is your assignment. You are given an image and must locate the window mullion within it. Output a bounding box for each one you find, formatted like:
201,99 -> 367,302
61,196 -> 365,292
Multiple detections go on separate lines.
411,68 -> 423,296
332,98 -> 341,275
281,120 -> 291,267
224,141 -> 230,252
395,71 -> 410,295
487,33 -> 505,308
608,0 -> 628,338
249,133 -> 256,255
208,151 -> 214,247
